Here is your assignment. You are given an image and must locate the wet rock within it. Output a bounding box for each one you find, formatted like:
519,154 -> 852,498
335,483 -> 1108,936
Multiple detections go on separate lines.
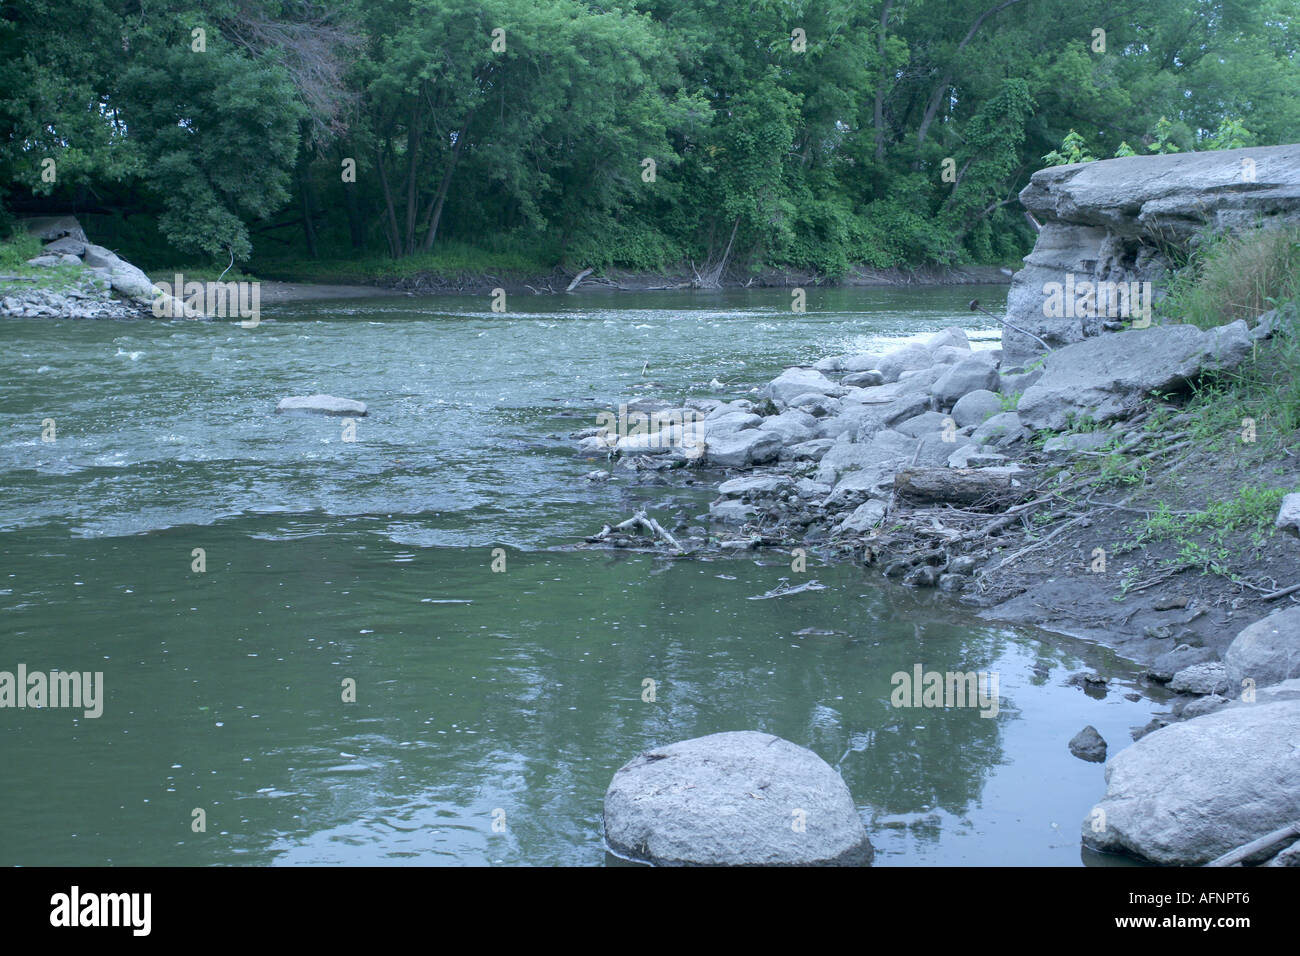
903,565 -> 940,587
1131,716 -> 1169,741
1168,661 -> 1230,696
1069,725 -> 1107,762
937,573 -> 965,593
603,731 -> 874,866
1225,605 -> 1300,691
948,555 -> 979,575
1147,643 -> 1216,683
1275,493 -> 1300,537
950,389 -> 1003,428
1083,698 -> 1300,864
275,394 -> 369,416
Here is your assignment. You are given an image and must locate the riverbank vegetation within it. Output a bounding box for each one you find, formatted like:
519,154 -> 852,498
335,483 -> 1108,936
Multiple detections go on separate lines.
4,0 -> 1300,284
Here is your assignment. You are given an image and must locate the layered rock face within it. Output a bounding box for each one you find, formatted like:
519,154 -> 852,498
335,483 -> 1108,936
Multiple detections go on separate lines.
1003,144 -> 1300,363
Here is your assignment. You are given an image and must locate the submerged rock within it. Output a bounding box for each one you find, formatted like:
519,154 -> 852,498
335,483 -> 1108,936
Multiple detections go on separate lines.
603,731 -> 874,866
276,394 -> 368,416
1068,725 -> 1107,762
1083,698 -> 1300,864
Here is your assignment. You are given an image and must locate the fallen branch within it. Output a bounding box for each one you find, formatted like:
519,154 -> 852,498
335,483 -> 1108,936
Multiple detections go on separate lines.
1262,582 -> 1300,601
565,267 -> 594,293
586,510 -> 685,553
1205,821 -> 1300,867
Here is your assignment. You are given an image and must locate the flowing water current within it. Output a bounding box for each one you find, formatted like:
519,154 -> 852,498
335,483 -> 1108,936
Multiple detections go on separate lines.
0,285 -> 1157,865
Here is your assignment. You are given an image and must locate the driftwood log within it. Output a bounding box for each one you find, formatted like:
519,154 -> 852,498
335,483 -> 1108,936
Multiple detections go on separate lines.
893,467 -> 1026,507
1205,821 -> 1300,867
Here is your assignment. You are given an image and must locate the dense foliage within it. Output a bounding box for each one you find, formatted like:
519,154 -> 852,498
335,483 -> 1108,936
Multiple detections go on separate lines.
4,0 -> 1299,277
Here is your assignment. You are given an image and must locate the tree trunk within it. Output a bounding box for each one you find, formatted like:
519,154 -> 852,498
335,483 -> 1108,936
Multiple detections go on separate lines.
419,118 -> 470,253
915,0 -> 1024,150
402,100 -> 423,256
893,467 -> 1025,507
873,0 -> 893,163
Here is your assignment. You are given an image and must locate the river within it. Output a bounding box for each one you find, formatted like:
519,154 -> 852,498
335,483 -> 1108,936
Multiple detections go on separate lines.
0,285 -> 1158,865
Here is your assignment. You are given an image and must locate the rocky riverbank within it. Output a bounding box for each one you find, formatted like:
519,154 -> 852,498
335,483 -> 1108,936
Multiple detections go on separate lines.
586,145 -> 1300,866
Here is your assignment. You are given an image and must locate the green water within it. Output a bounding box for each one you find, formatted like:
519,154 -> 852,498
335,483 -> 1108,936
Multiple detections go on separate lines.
0,286 -> 1157,865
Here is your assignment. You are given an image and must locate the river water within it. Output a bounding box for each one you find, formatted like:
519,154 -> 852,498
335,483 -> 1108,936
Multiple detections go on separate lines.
0,285 -> 1157,865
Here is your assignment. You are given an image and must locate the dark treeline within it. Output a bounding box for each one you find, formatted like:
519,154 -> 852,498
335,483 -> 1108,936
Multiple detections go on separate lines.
3,0 -> 1299,278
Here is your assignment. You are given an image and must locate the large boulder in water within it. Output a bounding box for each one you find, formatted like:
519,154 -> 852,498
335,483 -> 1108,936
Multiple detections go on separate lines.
1081,698 -> 1300,864
604,731 -> 874,866
276,394 -> 368,416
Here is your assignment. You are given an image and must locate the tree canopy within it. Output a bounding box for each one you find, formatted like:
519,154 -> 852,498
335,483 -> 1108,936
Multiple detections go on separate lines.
4,0 -> 1298,276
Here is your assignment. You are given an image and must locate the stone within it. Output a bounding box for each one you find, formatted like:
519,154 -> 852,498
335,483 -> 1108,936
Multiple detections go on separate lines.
1068,725 -> 1107,762
925,327 -> 970,351
903,565 -> 939,587
841,370 -> 884,388
276,394 -> 368,416
1225,605 -> 1300,691
1082,698 -> 1300,864
717,475 -> 793,498
816,429 -> 917,487
704,429 -> 782,468
25,255 -> 61,267
969,411 -> 1029,447
603,731 -> 874,866
876,345 -> 934,384
950,389 -> 1003,428
931,356 -> 1000,407
937,573 -> 965,593
1003,145 -> 1300,362
1042,431 -> 1114,454
757,409 -> 817,446
1017,322 -> 1254,430
42,236 -> 87,257
1147,644 -> 1216,683
786,393 -> 841,418
1276,493 -> 1300,537
1168,661 -> 1230,696
1180,695 -> 1229,720
839,499 -> 886,533
894,410 -> 952,438
780,439 -> 834,462
708,500 -> 757,523
767,368 -> 841,407
80,243 -> 123,269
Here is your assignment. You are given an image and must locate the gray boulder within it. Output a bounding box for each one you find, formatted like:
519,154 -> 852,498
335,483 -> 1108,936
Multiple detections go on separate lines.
276,394 -> 369,416
604,731 -> 873,866
1225,605 -> 1300,691
876,345 -> 934,383
757,409 -> 817,445
1276,493 -> 1300,537
839,499 -> 886,533
841,370 -> 884,388
894,410 -> 952,438
1017,322 -> 1254,431
43,236 -> 87,256
931,356 -> 1000,407
1082,698 -> 1300,864
1147,644 -> 1216,683
1003,145 -> 1300,362
704,429 -> 782,468
950,389 -> 1003,428
925,327 -> 970,351
969,411 -> 1029,447
1168,661 -> 1230,696
816,429 -> 916,486
717,475 -> 793,498
80,243 -> 123,269
25,255 -> 61,267
767,368 -> 840,407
